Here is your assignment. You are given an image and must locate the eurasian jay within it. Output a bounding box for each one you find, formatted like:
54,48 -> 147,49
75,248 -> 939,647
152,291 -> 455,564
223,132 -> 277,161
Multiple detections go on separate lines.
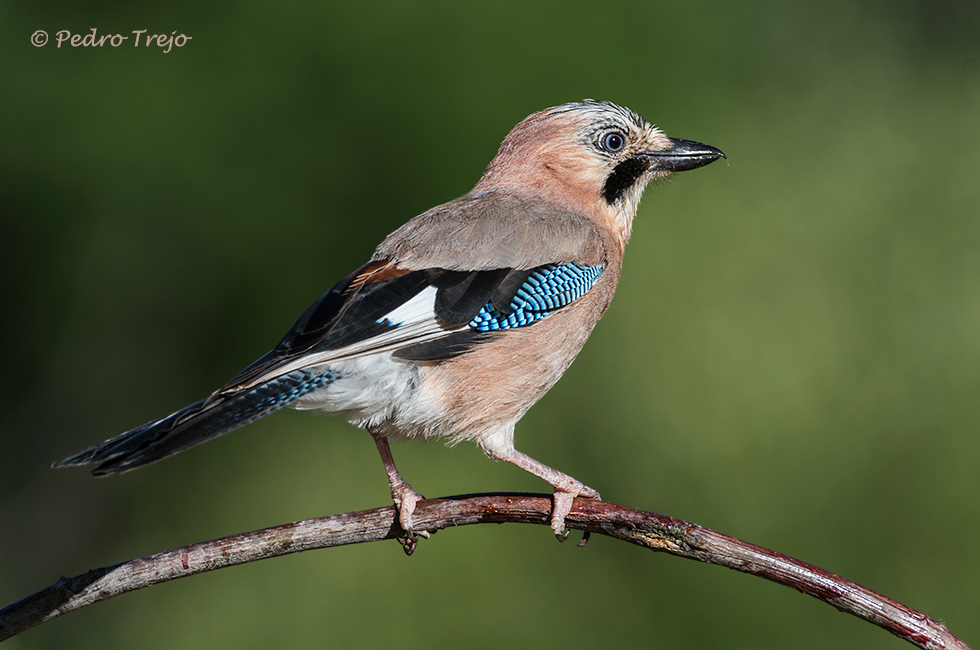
55,100 -> 724,541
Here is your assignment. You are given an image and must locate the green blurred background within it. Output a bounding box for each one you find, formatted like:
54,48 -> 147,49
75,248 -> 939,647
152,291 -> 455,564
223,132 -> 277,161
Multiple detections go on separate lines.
2,1 -> 978,648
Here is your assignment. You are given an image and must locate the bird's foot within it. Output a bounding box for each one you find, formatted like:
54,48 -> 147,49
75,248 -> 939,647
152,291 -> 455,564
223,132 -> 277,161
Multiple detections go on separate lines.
486,447 -> 601,543
370,430 -> 429,553
390,481 -> 430,547
550,481 -> 600,542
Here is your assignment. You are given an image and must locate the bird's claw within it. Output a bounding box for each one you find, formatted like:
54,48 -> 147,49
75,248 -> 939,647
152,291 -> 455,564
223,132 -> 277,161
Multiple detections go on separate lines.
550,483 -> 600,542
391,483 -> 429,550
398,535 -> 418,556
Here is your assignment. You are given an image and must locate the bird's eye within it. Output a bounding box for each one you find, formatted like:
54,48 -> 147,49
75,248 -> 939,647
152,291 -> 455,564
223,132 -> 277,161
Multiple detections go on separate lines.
600,131 -> 626,153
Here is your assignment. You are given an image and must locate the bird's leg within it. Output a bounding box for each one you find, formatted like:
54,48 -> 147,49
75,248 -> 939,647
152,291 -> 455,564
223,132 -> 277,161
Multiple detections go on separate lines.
370,430 -> 429,541
489,448 -> 600,541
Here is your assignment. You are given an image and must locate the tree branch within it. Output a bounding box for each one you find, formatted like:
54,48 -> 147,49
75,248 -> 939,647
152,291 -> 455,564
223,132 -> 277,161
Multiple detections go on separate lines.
0,493 -> 969,649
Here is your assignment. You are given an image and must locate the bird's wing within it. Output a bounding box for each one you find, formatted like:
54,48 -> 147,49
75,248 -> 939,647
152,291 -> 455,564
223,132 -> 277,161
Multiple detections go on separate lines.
217,259 -> 605,396
217,192 -> 608,396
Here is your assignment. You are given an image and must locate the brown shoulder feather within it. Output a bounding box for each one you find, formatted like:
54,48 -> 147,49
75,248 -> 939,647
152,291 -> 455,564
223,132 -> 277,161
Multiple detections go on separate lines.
372,191 -> 606,271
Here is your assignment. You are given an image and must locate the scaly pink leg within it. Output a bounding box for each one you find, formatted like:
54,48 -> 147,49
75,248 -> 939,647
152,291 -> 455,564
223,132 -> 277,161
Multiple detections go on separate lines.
370,430 -> 429,541
488,448 -> 600,541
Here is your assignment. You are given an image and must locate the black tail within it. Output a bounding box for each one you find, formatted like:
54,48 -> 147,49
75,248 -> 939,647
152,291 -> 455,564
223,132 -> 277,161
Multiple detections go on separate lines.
53,369 -> 338,476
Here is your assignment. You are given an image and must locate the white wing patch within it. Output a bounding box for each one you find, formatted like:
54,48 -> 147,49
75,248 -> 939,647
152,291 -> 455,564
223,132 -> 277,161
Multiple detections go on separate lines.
380,286 -> 437,327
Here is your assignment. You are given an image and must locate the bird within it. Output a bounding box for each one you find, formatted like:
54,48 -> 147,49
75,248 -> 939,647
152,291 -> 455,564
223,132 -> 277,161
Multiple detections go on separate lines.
54,100 -> 724,542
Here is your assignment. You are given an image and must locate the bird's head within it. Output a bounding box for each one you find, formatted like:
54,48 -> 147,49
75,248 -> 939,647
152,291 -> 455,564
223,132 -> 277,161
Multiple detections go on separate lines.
475,100 -> 724,245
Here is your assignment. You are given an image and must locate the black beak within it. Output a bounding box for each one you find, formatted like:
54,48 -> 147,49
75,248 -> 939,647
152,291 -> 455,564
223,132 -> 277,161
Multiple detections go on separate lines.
644,138 -> 726,172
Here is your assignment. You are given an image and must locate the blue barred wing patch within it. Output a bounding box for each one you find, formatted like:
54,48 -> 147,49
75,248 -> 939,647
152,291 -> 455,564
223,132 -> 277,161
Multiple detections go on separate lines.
469,263 -> 604,331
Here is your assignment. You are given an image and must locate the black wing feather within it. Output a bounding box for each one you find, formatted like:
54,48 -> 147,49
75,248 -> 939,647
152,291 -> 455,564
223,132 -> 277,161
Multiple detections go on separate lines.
393,329 -> 500,361
428,268 -> 511,327
221,267 -> 431,392
490,269 -> 537,315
